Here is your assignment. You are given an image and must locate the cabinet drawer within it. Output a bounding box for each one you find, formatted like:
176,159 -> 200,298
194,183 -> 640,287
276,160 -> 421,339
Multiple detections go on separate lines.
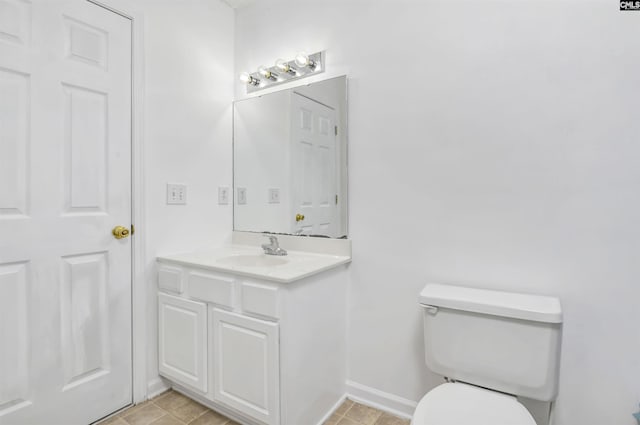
158,265 -> 184,294
241,281 -> 279,320
188,271 -> 234,308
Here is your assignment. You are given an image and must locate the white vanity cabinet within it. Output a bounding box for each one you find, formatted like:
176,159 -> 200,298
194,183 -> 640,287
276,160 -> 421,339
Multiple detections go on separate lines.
156,252 -> 348,425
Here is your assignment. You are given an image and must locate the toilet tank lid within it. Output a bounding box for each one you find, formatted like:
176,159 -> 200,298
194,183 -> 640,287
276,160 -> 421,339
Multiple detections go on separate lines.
419,283 -> 562,323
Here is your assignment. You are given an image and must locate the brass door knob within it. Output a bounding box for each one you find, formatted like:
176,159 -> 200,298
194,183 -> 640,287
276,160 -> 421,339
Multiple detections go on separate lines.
112,225 -> 130,239
295,213 -> 305,222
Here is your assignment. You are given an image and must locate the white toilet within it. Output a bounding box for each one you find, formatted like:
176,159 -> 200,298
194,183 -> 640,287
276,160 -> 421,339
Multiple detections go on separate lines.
413,283 -> 563,425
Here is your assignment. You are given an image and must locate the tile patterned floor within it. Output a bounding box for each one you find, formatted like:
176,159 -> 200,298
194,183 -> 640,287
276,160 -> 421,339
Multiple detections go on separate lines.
323,399 -> 410,425
98,390 -> 410,425
98,390 -> 238,425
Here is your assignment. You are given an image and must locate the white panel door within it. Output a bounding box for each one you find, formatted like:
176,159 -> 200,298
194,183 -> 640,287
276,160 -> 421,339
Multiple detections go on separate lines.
291,92 -> 337,237
158,293 -> 208,393
0,1 -> 132,424
212,309 -> 279,425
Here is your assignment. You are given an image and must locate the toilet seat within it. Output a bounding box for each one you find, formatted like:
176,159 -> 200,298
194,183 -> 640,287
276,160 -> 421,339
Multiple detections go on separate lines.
411,383 -> 537,425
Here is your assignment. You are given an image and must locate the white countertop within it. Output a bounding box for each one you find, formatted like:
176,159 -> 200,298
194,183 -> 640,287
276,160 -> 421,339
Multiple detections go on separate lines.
157,244 -> 351,283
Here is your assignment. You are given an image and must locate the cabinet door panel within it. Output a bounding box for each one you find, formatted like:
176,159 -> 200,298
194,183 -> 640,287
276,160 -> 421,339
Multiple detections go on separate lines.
159,293 -> 207,393
212,309 -> 279,425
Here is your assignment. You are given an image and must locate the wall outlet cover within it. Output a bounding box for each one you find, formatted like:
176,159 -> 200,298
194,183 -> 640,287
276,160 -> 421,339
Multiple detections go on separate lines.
167,183 -> 187,205
218,186 -> 230,205
268,188 -> 280,204
237,187 -> 247,205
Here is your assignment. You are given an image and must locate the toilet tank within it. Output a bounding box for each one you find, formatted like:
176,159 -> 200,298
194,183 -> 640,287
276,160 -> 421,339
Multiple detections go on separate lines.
420,284 -> 562,402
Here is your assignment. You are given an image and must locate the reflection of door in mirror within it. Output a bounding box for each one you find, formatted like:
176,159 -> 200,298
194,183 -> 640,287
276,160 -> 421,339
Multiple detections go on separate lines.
291,93 -> 337,237
233,76 -> 347,238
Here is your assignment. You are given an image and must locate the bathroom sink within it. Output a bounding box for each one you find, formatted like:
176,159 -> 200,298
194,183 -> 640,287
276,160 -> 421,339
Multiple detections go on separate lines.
216,254 -> 289,267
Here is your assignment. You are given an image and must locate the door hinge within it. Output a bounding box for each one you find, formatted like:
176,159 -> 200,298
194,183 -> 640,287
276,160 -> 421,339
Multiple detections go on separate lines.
131,224 -> 135,235
335,194 -> 338,205
334,125 -> 338,136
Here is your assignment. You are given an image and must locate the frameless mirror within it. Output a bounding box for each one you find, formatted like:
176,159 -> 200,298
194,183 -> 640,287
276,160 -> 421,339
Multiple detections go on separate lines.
233,76 -> 348,238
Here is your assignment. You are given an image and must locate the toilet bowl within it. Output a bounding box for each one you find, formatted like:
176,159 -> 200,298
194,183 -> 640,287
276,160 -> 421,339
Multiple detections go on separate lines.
411,383 -> 536,425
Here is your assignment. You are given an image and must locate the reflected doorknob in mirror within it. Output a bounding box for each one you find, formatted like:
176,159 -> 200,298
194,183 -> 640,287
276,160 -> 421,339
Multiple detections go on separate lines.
112,225 -> 130,239
295,214 -> 305,222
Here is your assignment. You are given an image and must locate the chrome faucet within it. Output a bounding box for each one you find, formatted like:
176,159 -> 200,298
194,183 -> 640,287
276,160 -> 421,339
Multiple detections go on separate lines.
261,235 -> 287,256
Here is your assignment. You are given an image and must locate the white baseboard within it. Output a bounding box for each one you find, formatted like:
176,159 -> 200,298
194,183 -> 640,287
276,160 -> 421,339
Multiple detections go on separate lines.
147,376 -> 171,400
345,380 -> 417,419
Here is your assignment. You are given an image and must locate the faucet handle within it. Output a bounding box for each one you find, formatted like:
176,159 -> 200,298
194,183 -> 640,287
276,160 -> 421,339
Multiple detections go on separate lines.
263,234 -> 279,246
261,234 -> 287,256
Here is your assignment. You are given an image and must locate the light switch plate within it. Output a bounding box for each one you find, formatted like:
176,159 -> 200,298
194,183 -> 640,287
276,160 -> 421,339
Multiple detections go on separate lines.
268,188 -> 280,204
237,187 -> 247,205
218,186 -> 230,205
167,183 -> 187,205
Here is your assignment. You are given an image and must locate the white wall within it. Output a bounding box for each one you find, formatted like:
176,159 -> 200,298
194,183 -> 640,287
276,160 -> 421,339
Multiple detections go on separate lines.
133,0 -> 235,393
235,1 -> 640,424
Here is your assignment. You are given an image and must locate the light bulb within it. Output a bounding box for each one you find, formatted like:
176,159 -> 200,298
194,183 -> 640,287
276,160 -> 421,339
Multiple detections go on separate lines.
294,52 -> 310,67
275,59 -> 287,71
294,52 -> 316,70
239,72 -> 259,85
275,58 -> 294,74
258,66 -> 277,80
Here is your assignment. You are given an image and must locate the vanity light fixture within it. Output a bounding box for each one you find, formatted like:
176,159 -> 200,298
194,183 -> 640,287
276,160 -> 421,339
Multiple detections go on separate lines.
239,71 -> 260,86
239,51 -> 325,94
